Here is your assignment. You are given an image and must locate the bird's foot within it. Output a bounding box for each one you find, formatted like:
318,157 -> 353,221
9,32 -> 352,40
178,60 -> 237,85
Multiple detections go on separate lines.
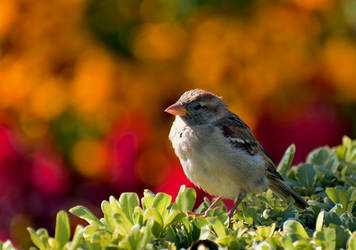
187,211 -> 209,217
227,192 -> 245,220
187,197 -> 223,218
228,210 -> 235,220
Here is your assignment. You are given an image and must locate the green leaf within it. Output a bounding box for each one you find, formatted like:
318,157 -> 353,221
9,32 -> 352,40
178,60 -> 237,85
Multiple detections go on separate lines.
341,164 -> 356,187
127,224 -> 141,250
142,194 -> 154,211
208,217 -> 226,238
199,224 -> 211,240
143,208 -> 163,237
334,144 -> 346,161
54,210 -> 70,248
277,144 -> 296,177
141,189 -> 155,210
152,193 -> 172,220
348,232 -> 356,250
324,212 -> 342,226
293,239 -> 314,250
114,211 -> 134,235
109,196 -> 122,215
69,206 -> 103,226
295,163 -> 316,190
37,229 -> 50,247
329,204 -> 344,216
340,212 -> 356,231
83,226 -> 110,248
1,240 -> 16,250
164,210 -> 186,227
316,211 -> 324,232
48,238 -> 60,249
255,240 -> 274,250
27,228 -> 48,250
82,225 -> 99,239
314,227 -> 336,249
256,224 -> 275,239
144,208 -> 163,227
109,196 -> 134,235
172,185 -> 197,212
109,196 -> 134,234
307,147 -> 338,172
343,136 -> 356,162
68,225 -> 84,250
280,236 -> 294,250
101,200 -> 116,231
119,193 -> 140,224
133,206 -> 144,225
194,216 -> 209,229
141,223 -> 153,247
283,220 -> 309,239
331,224 -> 350,249
326,188 -> 348,213
308,199 -> 331,211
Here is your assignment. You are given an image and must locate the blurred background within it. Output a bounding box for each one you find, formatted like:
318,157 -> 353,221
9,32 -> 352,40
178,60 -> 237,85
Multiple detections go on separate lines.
0,0 -> 356,247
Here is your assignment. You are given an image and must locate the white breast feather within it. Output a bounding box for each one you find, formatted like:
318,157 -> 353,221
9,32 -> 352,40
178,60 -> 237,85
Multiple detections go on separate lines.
169,116 -> 269,199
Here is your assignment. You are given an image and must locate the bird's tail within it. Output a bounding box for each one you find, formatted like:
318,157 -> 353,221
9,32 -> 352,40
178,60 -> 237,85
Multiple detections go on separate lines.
268,178 -> 308,209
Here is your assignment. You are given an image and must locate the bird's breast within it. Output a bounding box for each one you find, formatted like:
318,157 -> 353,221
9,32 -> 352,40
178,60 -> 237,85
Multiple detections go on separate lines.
168,117 -> 268,199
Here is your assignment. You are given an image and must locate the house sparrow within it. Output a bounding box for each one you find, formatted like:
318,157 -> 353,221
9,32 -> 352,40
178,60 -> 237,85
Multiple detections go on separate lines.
165,89 -> 307,218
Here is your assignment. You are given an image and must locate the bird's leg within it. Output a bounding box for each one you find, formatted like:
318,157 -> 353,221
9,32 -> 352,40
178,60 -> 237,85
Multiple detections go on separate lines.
228,192 -> 245,219
187,197 -> 222,217
203,197 -> 223,216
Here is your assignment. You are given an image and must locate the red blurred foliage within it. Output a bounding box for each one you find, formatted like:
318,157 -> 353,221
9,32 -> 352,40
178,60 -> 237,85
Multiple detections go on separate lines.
111,132 -> 141,189
156,162 -> 197,198
0,127 -> 28,245
107,113 -> 152,191
0,228 -> 8,242
32,149 -> 71,195
0,126 -> 26,201
256,104 -> 348,164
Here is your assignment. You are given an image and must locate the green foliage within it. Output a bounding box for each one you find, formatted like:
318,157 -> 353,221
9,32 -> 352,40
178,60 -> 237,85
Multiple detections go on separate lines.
55,210 -> 71,248
0,241 -> 16,250
277,144 -> 296,177
2,136 -> 356,249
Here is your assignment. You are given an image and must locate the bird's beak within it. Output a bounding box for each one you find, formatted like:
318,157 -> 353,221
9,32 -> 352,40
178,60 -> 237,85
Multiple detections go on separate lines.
164,102 -> 188,116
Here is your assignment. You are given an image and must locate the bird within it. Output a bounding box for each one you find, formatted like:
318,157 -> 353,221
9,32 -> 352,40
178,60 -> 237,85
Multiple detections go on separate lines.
165,89 -> 307,219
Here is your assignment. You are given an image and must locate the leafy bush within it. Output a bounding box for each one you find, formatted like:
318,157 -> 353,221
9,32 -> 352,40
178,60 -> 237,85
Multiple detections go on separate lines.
2,136 -> 356,249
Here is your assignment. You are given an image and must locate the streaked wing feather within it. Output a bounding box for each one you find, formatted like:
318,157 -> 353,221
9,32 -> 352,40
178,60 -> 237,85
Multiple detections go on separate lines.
215,115 -> 258,155
215,115 -> 284,181
266,162 -> 284,181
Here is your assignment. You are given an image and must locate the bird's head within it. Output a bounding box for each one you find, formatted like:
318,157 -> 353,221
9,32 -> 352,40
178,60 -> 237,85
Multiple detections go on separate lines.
165,89 -> 228,125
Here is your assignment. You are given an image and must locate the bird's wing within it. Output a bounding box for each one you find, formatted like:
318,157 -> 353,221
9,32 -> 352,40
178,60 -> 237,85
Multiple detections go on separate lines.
214,115 -> 284,181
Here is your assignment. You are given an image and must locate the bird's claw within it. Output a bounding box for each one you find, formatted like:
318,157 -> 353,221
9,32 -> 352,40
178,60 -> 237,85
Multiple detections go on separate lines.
187,211 -> 209,217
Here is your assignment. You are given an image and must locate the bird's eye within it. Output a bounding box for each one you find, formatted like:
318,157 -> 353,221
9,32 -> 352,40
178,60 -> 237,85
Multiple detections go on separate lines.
192,103 -> 203,110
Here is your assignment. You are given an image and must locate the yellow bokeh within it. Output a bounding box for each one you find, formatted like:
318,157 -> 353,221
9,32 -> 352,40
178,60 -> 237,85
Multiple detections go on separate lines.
290,0 -> 333,11
0,59 -> 35,110
30,79 -> 68,121
71,48 -> 115,115
323,39 -> 356,99
0,0 -> 18,36
133,23 -> 186,60
72,138 -> 109,179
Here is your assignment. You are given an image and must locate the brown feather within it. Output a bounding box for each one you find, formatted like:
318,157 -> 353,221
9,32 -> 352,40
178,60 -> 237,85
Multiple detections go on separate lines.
215,115 -> 260,155
215,115 -> 307,209
268,177 -> 308,209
